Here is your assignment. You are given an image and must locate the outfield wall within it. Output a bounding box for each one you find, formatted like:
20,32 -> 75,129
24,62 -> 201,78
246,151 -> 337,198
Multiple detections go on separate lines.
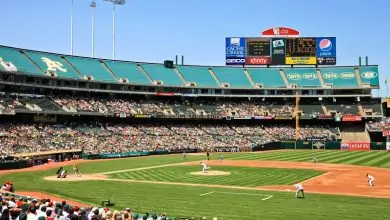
252,141 -> 387,151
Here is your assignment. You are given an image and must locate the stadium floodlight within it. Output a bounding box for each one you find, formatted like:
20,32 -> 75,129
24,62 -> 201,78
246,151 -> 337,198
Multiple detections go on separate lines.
90,0 -> 97,58
103,0 -> 127,60
70,0 -> 74,55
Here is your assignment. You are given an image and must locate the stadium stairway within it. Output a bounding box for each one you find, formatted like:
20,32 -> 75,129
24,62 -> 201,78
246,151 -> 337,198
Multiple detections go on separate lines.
321,105 -> 329,115
137,65 -> 154,83
340,125 -> 370,142
100,60 -> 121,83
243,69 -> 256,88
355,68 -> 362,87
316,68 -> 325,87
174,67 -> 188,86
279,69 -> 289,87
208,68 -> 222,87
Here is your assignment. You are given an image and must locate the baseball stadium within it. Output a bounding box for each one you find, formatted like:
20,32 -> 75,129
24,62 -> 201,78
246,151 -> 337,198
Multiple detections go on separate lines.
1,0 -> 390,219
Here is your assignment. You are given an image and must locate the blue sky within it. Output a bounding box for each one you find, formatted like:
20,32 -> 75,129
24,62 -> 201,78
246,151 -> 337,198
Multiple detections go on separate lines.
1,0 -> 389,96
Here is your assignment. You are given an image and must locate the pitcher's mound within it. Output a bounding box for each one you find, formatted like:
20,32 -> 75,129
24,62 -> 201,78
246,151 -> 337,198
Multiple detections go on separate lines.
190,171 -> 230,176
44,174 -> 106,181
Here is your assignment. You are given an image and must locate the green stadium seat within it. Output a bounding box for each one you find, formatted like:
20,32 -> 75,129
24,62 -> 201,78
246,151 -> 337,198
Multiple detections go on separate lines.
23,50 -> 81,79
319,67 -> 358,87
104,60 -> 151,85
141,63 -> 184,86
0,46 -> 43,75
284,68 -> 320,87
177,65 -> 218,87
247,68 -> 285,88
212,67 -> 251,88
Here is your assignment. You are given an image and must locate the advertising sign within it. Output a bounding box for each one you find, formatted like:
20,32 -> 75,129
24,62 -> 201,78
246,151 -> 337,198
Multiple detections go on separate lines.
225,36 -> 336,66
262,27 -> 300,37
341,142 -> 370,151
316,37 -> 336,65
342,115 -> 362,122
285,57 -> 317,65
226,37 -> 246,63
383,130 -> 390,137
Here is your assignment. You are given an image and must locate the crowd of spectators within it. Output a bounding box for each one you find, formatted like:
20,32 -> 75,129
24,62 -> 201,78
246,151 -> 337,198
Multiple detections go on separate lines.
0,191 -> 173,220
0,123 -> 340,156
367,118 -> 390,131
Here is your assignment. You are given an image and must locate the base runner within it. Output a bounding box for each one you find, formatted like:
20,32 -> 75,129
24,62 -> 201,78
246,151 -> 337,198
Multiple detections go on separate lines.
295,182 -> 305,198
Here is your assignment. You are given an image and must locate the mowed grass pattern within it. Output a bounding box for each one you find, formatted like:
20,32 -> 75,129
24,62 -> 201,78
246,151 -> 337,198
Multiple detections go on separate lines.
108,165 -> 324,186
222,150 -> 390,167
2,151 -> 390,219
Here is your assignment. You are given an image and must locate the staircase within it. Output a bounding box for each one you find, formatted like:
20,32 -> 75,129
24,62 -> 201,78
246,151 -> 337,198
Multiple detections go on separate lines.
279,69 -> 289,87
208,68 -> 222,86
341,126 -> 370,142
174,68 -> 188,86
357,104 -> 365,116
316,69 -> 325,87
321,105 -> 329,115
100,61 -> 120,82
137,65 -> 154,83
355,68 -> 362,87
243,69 -> 256,88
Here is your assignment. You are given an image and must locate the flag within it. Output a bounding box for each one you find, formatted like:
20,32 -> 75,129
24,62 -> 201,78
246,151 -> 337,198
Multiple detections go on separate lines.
385,77 -> 388,85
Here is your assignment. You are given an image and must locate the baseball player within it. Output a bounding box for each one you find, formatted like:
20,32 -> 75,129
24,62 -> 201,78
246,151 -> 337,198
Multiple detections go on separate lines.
366,173 -> 375,187
219,154 -> 224,163
200,161 -> 208,173
182,152 -> 187,160
73,164 -> 81,177
295,182 -> 305,198
312,155 -> 318,164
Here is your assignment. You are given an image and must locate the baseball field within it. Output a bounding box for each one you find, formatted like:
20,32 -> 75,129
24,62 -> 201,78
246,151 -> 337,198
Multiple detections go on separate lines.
2,150 -> 390,219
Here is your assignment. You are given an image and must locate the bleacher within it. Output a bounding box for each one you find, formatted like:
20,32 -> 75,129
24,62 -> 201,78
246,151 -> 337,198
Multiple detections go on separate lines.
22,50 -> 82,79
284,68 -> 321,87
64,56 -> 117,82
177,66 -> 219,87
104,61 -> 151,85
141,64 -> 184,86
0,46 -> 380,90
247,68 -> 285,88
212,67 -> 251,88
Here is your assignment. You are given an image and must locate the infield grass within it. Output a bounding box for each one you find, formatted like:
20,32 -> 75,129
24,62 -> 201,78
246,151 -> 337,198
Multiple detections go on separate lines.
108,165 -> 323,186
1,151 -> 390,219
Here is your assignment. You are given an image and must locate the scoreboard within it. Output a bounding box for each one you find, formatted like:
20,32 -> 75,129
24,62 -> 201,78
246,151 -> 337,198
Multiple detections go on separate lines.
226,37 -> 336,65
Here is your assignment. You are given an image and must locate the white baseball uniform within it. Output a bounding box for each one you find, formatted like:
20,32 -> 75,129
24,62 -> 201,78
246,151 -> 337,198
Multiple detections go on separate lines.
295,183 -> 304,198
201,162 -> 208,173
368,175 -> 375,186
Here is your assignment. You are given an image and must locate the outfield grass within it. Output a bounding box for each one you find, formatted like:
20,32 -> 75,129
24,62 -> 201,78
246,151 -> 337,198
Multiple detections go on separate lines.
108,165 -> 323,186
1,151 -> 390,219
224,150 -> 390,167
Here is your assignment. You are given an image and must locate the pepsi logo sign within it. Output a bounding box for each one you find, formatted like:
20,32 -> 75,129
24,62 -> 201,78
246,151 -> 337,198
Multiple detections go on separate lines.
339,72 -> 355,79
361,71 -> 377,79
319,39 -> 333,56
322,72 -> 338,80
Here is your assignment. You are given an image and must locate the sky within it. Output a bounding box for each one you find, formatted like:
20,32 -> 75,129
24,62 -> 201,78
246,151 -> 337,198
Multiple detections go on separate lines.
1,0 -> 389,96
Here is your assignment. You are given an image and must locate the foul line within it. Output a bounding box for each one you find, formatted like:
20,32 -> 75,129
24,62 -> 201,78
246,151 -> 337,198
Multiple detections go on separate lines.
198,191 -> 273,200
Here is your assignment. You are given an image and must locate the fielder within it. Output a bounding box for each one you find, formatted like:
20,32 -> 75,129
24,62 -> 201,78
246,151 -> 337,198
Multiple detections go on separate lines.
312,155 -> 318,164
295,182 -> 305,198
366,173 -> 375,187
201,161 -> 208,173
219,154 -> 224,163
183,152 -> 187,160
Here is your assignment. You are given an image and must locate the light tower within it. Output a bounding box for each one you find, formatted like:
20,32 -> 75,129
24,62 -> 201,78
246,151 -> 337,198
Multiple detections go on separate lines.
70,0 -> 74,55
103,0 -> 127,60
90,0 -> 97,58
